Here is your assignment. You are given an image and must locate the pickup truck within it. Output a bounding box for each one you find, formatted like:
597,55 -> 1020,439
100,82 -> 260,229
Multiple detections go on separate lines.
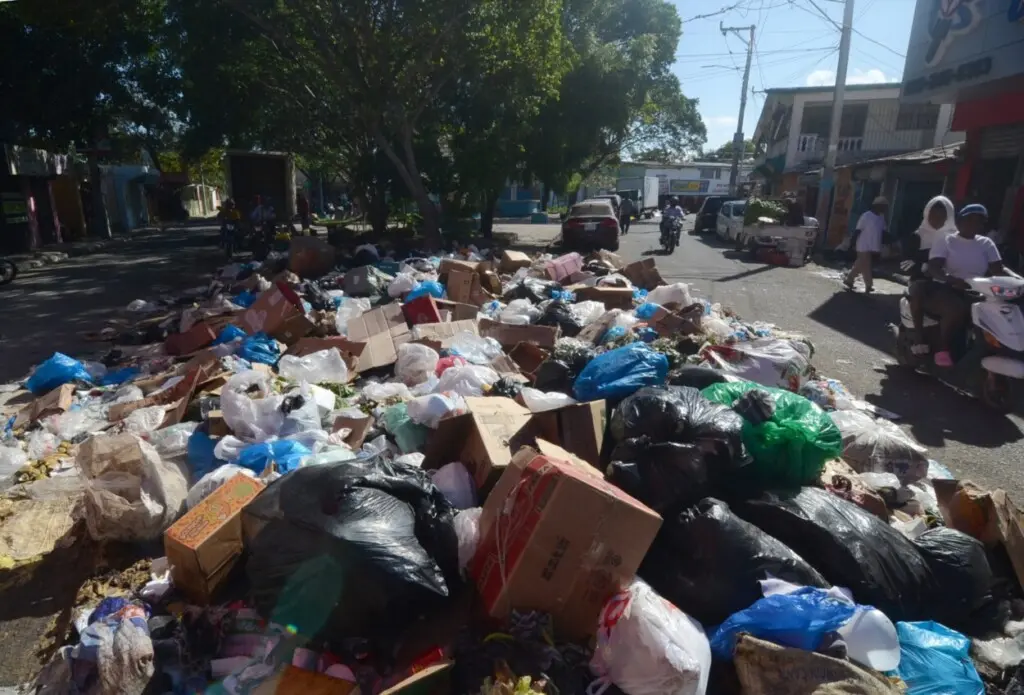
735,216 -> 820,266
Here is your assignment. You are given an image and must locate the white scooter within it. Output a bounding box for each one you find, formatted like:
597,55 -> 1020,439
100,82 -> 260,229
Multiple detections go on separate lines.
895,275 -> 1024,413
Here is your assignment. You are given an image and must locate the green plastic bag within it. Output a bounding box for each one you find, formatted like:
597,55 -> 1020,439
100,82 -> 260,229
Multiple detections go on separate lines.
701,381 -> 841,488
381,402 -> 429,454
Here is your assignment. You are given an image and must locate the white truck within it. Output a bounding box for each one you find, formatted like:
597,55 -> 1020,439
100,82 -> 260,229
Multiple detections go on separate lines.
735,217 -> 819,267
615,176 -> 659,218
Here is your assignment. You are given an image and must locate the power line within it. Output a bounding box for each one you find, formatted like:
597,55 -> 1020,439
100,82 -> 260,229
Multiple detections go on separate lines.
675,45 -> 839,60
852,27 -> 906,58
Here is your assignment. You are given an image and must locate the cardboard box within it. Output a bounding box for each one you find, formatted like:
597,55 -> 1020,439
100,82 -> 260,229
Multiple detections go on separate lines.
271,312 -> 316,345
622,258 -> 666,291
164,474 -> 265,604
402,295 -> 443,326
446,268 -> 481,305
571,286 -> 635,311
13,383 -> 76,430
165,321 -> 217,356
236,283 -> 305,336
252,665 -> 358,695
499,250 -> 533,274
480,270 -> 502,295
438,258 -> 481,277
435,299 -> 480,322
544,252 -> 584,282
288,236 -> 337,278
333,414 -> 375,449
424,397 -> 535,492
207,410 -> 230,437
650,305 -> 703,337
470,449 -> 662,639
286,337 -> 365,362
529,400 -> 606,466
411,319 -> 479,351
479,319 -> 559,349
346,304 -> 411,372
508,342 -> 549,378
107,360 -> 217,425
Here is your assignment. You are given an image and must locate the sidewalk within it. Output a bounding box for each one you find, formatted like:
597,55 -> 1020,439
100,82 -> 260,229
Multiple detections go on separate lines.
810,254 -> 911,286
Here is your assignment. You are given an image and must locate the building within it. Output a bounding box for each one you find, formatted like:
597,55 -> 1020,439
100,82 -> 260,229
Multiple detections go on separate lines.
902,0 -> 1024,250
751,83 -> 960,233
1,144 -> 70,253
617,161 -> 754,209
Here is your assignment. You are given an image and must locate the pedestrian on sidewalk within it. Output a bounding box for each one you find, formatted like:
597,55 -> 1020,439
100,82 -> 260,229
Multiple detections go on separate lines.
844,196 -> 888,293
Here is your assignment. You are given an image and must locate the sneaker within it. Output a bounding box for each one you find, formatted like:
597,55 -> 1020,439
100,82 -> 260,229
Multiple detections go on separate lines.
910,343 -> 931,356
934,351 -> 954,367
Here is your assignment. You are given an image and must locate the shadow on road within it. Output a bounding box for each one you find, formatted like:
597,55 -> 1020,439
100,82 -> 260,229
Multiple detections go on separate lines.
807,290 -> 901,356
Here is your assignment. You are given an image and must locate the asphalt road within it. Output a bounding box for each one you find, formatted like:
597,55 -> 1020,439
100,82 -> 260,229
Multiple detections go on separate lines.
616,216 -> 1024,495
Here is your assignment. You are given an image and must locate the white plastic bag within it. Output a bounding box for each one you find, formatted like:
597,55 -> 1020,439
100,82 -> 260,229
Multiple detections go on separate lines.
79,434 -> 188,541
454,507 -> 482,570
431,461 -> 477,510
278,348 -> 350,384
647,283 -> 694,308
214,435 -> 247,462
279,385 -> 325,439
388,272 -> 419,298
434,365 -> 499,397
0,445 -> 28,480
571,301 -> 607,326
395,343 -> 440,386
701,337 -> 813,391
48,408 -> 106,441
450,333 -> 503,365
831,410 -> 929,485
122,405 -> 168,436
220,371 -> 285,442
520,387 -> 577,413
406,392 -> 467,429
27,430 -> 60,460
334,297 -> 372,335
395,452 -> 425,467
500,299 -> 542,325
361,381 -> 413,402
590,579 -> 711,695
186,464 -> 257,509
149,422 -> 199,467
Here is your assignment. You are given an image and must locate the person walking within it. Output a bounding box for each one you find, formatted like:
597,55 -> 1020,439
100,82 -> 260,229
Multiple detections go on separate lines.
844,196 -> 889,293
619,196 -> 634,235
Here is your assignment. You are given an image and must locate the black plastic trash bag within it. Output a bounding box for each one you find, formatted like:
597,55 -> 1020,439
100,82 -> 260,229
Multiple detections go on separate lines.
607,437 -> 708,513
537,300 -> 585,337
552,339 -> 596,376
609,386 -> 746,469
638,498 -> 829,627
243,457 -> 462,647
532,360 -> 574,396
503,277 -> 562,304
733,487 -> 939,622
913,527 -> 995,631
667,365 -> 727,390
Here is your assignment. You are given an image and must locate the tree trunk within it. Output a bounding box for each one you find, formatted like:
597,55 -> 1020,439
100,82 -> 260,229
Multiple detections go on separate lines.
363,183 -> 389,236
480,189 -> 500,239
540,181 -> 551,211
374,128 -> 442,249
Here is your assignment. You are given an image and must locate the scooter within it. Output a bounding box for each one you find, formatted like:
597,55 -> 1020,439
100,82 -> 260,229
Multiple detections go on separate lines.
894,275 -> 1024,412
660,217 -> 682,254
0,259 -> 17,286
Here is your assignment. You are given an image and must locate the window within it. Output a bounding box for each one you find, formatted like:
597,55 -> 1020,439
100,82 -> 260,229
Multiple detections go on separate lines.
699,168 -> 722,179
800,102 -> 868,137
896,103 -> 940,131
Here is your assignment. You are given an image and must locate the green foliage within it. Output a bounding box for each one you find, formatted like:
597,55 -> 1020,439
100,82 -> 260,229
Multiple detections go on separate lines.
743,197 -> 788,226
702,139 -> 756,162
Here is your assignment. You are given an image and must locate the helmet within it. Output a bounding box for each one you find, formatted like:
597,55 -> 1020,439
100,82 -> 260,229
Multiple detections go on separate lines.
670,197 -> 678,205
959,203 -> 988,219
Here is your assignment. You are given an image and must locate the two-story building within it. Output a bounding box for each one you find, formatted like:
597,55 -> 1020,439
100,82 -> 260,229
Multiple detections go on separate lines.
617,160 -> 754,210
751,83 -> 961,243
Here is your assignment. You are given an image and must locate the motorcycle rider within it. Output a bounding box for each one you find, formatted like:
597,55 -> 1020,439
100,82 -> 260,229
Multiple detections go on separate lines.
661,197 -> 685,240
217,198 -> 241,247
910,203 -> 1006,367
250,195 -> 277,243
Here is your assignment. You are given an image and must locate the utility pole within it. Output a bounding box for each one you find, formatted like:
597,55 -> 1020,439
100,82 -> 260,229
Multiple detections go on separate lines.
814,0 -> 855,247
720,22 -> 755,195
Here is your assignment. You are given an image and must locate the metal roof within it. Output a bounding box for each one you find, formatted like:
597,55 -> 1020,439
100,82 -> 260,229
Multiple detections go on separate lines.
837,142 -> 964,169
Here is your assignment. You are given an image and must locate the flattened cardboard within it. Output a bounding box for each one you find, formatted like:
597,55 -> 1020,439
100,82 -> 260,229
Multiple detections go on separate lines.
286,337 -> 366,362
571,286 -> 635,310
13,383 -> 75,430
164,474 -> 265,604
288,236 -> 337,278
479,319 -> 559,349
446,269 -> 480,305
499,250 -> 532,274
165,321 -> 217,356
402,295 -> 443,325
107,360 -> 216,423
271,312 -> 316,345
622,258 -> 665,291
650,305 -> 703,337
236,283 -> 305,336
470,452 -> 662,639
411,320 -> 479,351
424,397 -> 535,493
333,414 -> 375,449
346,304 -> 411,372
435,299 -> 480,322
529,400 -> 606,466
508,342 -> 549,378
207,410 -> 229,437
252,666 -> 357,695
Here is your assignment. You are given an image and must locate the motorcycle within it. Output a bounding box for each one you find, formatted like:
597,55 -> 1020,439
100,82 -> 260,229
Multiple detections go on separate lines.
660,216 -> 682,254
894,274 -> 1024,412
221,221 -> 240,260
0,259 -> 17,286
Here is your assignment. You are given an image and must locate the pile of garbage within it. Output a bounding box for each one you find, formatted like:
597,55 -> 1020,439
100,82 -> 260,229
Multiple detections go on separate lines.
2,234 -> 1024,695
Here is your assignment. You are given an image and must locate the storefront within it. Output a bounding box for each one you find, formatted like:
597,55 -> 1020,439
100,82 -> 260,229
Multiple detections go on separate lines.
902,0 -> 1024,248
0,145 -> 67,253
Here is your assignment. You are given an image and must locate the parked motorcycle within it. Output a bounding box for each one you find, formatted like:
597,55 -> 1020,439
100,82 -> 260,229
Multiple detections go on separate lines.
894,275 -> 1024,412
0,259 -> 17,286
660,216 -> 682,254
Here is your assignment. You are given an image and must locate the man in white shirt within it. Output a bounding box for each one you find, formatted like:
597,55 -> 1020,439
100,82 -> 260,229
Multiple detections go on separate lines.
844,196 -> 888,293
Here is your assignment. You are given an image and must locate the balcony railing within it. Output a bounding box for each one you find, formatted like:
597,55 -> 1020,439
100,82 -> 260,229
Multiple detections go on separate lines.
796,133 -> 864,156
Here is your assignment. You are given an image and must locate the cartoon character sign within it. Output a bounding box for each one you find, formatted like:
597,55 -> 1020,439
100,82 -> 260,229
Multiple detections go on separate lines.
925,0 -> 980,66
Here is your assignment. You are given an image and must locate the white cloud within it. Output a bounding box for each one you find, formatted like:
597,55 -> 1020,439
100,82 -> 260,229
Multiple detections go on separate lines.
705,115 -> 737,127
805,68 -> 898,87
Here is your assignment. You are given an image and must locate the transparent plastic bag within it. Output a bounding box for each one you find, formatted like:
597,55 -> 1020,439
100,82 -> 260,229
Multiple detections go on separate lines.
831,410 -> 928,485
434,365 -> 499,397
278,348 -> 350,384
362,381 -> 413,402
49,408 -> 105,441
334,297 -> 372,335
590,579 -> 711,695
186,464 -> 257,509
500,299 -> 542,325
406,392 -> 467,429
0,446 -> 28,480
454,507 -> 482,570
570,301 -> 607,326
396,344 -> 440,386
520,387 -> 577,413
221,371 -> 285,442
430,461 -> 476,510
27,430 -> 60,460
279,385 -> 325,439
122,405 -> 168,436
647,283 -> 694,308
388,272 -> 419,298
450,333 -> 503,365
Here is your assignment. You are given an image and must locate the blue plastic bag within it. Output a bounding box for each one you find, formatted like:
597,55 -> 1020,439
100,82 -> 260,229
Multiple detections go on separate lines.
600,326 -> 628,343
573,343 -> 669,401
26,353 -> 93,394
237,439 -> 311,474
187,430 -> 224,479
709,586 -> 858,661
635,302 -> 663,319
407,280 -> 445,300
893,621 -> 983,695
238,333 -> 280,365
100,367 -> 140,386
233,290 -> 258,308
213,324 -> 247,345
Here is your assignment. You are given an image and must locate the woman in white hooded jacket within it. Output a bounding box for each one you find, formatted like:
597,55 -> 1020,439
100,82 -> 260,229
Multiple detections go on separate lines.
906,195 -> 956,355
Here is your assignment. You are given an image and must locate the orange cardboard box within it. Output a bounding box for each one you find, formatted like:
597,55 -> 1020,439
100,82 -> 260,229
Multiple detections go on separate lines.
164,474 -> 266,604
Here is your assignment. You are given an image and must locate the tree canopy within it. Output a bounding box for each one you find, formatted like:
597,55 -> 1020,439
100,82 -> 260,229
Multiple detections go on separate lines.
702,139 -> 756,162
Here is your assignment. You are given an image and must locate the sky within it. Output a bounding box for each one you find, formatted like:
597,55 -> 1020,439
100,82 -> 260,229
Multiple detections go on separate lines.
670,0 -> 919,153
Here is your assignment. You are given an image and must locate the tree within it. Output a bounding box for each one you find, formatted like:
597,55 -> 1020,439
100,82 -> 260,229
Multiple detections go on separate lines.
702,139 -> 756,162
633,147 -> 673,163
